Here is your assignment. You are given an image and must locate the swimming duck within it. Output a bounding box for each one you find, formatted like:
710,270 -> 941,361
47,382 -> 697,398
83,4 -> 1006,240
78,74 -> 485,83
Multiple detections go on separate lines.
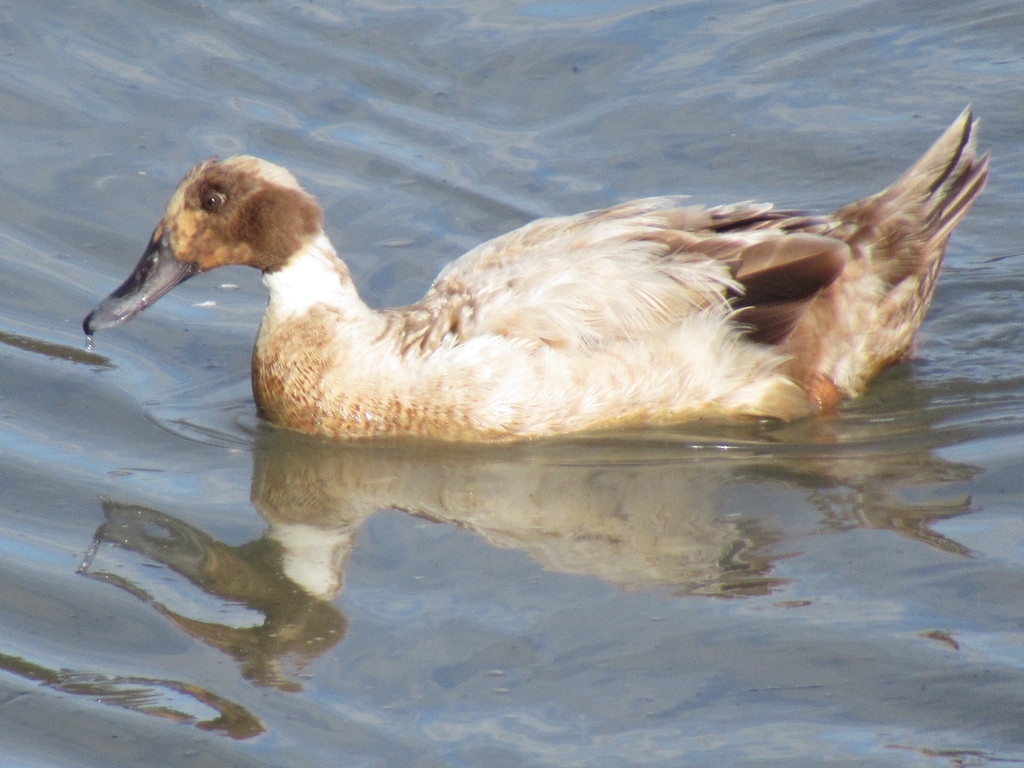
84,109 -> 987,441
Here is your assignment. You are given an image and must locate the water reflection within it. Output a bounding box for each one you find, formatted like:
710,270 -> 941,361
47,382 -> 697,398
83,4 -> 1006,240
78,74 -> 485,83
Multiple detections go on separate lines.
0,649 -> 263,739
0,329 -> 112,368
249,433 -> 792,598
81,501 -> 345,692
81,424 -> 978,698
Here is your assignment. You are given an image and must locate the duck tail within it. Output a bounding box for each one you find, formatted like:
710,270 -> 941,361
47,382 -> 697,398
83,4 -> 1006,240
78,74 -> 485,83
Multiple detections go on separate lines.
796,110 -> 989,397
884,106 -> 989,246
836,107 -> 988,292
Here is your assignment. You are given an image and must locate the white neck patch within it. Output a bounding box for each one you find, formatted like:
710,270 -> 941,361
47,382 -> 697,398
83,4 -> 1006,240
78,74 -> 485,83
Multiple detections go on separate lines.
262,232 -> 365,319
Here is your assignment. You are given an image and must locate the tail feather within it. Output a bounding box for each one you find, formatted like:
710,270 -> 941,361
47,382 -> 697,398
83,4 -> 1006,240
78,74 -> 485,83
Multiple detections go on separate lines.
878,106 -> 989,245
835,107 -> 988,289
926,148 -> 989,242
792,109 -> 989,397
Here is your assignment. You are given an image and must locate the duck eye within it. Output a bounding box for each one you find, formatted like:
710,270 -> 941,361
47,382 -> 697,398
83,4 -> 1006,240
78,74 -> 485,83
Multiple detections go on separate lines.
201,190 -> 226,212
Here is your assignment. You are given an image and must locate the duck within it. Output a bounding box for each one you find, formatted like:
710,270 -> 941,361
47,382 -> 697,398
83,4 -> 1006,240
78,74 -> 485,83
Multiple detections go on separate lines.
84,109 -> 988,441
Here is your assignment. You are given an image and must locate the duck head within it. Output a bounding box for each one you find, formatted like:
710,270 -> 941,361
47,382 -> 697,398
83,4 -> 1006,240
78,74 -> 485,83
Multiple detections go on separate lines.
83,156 -> 322,334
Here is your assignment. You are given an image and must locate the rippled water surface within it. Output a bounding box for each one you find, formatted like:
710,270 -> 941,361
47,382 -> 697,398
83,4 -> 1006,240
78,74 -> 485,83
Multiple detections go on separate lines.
3,1 -> 1024,766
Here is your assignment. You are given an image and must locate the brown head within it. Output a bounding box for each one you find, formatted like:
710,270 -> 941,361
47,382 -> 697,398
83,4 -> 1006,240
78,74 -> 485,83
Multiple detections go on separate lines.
83,156 -> 323,334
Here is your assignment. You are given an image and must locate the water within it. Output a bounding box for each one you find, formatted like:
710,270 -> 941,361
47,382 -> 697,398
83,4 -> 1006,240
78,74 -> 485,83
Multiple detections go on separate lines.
2,0 -> 1024,765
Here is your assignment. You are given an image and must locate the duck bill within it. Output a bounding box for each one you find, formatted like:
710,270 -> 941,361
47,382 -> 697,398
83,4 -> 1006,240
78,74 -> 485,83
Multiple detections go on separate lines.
83,228 -> 199,335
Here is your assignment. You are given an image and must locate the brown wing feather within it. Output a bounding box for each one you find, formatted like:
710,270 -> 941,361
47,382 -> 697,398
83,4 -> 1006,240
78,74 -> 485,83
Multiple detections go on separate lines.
727,233 -> 850,344
390,199 -> 852,354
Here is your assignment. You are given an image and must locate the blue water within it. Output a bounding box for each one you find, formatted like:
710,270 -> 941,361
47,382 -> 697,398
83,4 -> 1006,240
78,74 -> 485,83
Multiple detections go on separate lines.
2,1 -> 1024,765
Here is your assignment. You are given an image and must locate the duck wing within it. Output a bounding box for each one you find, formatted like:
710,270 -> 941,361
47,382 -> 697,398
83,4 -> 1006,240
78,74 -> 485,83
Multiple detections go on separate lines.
393,197 -> 849,354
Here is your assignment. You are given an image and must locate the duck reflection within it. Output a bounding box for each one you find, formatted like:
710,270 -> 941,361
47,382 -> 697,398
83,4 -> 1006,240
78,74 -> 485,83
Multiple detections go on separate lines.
0,647 -> 264,739
83,422 -> 978,692
81,501 -> 344,692
251,433 -> 796,600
